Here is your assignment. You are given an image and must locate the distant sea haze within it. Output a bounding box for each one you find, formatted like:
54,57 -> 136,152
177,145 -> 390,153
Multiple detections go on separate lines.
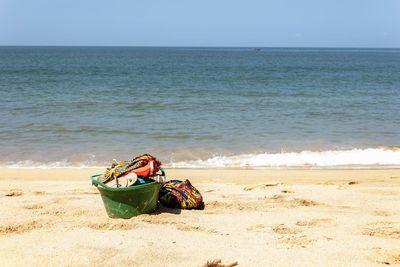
0,47 -> 399,168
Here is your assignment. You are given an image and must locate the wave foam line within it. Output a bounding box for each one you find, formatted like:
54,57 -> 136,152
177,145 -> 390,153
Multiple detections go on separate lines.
170,148 -> 400,168
0,160 -> 105,169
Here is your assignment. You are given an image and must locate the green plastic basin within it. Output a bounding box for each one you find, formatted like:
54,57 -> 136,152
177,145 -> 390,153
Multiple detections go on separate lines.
91,174 -> 160,219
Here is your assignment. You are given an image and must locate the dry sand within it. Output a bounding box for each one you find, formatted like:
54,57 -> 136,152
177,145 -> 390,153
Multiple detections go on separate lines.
1,168 -> 400,266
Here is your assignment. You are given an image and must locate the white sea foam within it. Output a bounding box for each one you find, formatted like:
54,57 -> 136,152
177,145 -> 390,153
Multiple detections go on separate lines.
1,148 -> 400,169
169,148 -> 400,168
0,160 -> 104,169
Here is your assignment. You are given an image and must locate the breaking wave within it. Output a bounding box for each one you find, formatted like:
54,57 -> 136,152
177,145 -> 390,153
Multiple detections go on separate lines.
0,160 -> 104,169
169,148 -> 400,168
1,148 -> 400,169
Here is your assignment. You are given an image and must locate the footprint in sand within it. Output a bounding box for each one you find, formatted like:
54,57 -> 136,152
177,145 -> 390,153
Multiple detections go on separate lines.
206,196 -> 321,215
278,235 -> 314,248
21,203 -> 44,210
243,183 -> 280,191
295,218 -> 334,228
363,222 -> 400,240
369,248 -> 400,265
272,223 -> 319,248
140,215 -> 180,225
140,215 -> 219,234
204,201 -> 240,213
0,220 -> 52,235
290,198 -> 320,207
176,224 -> 218,234
371,210 -> 392,217
85,221 -> 138,231
272,224 -> 302,235
269,195 -> 321,208
39,209 -> 66,216
4,189 -> 23,197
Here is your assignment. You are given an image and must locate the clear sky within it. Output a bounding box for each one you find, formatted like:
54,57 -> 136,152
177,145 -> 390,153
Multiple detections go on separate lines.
1,0 -> 399,47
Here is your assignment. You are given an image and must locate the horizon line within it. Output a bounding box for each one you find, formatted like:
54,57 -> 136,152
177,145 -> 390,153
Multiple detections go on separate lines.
0,45 -> 399,49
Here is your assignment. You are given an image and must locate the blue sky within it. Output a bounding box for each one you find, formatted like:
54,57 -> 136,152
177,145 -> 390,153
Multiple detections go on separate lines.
1,0 -> 399,47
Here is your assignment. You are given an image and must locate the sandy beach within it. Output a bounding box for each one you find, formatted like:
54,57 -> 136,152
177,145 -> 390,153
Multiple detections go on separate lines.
1,168 -> 399,266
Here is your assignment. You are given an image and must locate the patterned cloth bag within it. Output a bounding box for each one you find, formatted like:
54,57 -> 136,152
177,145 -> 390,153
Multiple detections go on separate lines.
159,180 -> 204,209
100,154 -> 161,183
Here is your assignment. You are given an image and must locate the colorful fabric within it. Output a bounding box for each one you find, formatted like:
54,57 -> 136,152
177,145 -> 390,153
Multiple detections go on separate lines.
100,154 -> 161,183
159,180 -> 204,209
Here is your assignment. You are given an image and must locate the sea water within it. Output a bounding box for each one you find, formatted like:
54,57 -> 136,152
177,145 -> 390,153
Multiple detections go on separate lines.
0,46 -> 399,168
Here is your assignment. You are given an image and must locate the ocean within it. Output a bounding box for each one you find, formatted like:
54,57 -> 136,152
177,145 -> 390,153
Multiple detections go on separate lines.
0,46 -> 399,168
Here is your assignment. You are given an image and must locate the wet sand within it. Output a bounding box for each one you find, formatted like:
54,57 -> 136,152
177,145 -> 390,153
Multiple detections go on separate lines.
1,168 -> 399,266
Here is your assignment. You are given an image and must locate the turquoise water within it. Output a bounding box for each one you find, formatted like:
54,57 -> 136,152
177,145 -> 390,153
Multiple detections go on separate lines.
0,47 -> 399,167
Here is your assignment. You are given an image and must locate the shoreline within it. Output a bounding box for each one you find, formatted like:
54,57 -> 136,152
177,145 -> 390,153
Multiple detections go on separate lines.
2,147 -> 400,169
1,167 -> 400,181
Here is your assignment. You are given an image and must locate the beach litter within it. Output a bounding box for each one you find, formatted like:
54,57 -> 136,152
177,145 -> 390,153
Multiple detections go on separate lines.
91,154 -> 204,218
